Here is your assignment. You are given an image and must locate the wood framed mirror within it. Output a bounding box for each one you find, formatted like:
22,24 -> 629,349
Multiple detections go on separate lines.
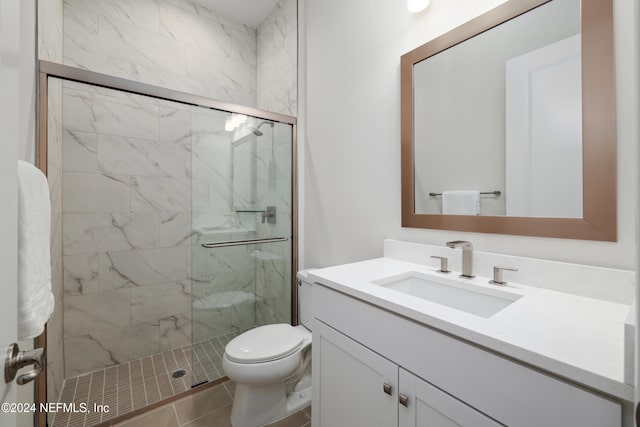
400,0 -> 616,241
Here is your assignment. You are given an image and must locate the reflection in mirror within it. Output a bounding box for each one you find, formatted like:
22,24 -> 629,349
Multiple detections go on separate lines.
400,0 -> 616,241
232,124 -> 259,210
413,0 -> 581,217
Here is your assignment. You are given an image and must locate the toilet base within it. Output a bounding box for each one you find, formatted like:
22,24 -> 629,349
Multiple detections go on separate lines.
229,382 -> 312,427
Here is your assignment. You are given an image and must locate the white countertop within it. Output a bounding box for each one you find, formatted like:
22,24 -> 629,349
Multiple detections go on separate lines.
309,257 -> 634,402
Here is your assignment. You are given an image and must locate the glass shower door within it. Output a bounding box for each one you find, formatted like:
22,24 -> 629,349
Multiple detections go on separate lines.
190,107 -> 293,387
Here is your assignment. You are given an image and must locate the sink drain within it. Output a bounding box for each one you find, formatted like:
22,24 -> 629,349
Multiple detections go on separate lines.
172,369 -> 187,379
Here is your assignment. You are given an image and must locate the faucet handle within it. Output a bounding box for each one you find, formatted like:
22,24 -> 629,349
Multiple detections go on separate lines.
490,266 -> 518,285
430,256 -> 450,273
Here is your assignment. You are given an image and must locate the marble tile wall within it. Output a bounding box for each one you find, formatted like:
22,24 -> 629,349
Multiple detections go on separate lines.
38,0 -> 65,409
257,0 -> 298,116
63,0 -> 257,107
254,0 -> 298,321
60,82 -> 293,378
61,82 -> 196,378
59,0 -> 297,380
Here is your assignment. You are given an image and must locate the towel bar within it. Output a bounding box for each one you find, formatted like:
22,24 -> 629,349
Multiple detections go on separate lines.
429,191 -> 501,197
202,237 -> 288,248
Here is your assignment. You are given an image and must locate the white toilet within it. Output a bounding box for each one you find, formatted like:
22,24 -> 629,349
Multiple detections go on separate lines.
222,270 -> 314,427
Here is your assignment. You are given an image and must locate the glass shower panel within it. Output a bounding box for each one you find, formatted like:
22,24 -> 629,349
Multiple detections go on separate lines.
48,72 -> 295,425
190,109 -> 293,387
254,121 -> 293,328
54,79 -> 195,426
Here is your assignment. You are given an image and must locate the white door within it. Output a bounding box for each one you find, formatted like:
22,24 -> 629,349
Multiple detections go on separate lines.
505,34 -> 583,218
398,368 -> 501,427
313,320 -> 398,427
0,0 -> 25,426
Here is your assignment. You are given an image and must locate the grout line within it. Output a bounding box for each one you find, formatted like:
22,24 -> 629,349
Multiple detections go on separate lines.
223,382 -> 234,400
171,402 -> 182,427
99,370 -> 106,424
141,361 -> 150,409
50,378 -> 64,427
151,357 -> 162,404
178,401 -> 233,427
199,340 -> 217,381
191,344 -> 204,385
114,367 -> 119,419
65,376 -> 78,427
128,362 -> 134,418
57,333 -> 235,426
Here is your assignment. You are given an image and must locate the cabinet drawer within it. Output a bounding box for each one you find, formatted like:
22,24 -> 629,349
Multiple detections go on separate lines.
314,285 -> 622,427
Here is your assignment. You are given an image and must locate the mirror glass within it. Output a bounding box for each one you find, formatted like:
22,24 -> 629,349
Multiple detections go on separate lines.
401,0 -> 616,241
413,0 -> 582,217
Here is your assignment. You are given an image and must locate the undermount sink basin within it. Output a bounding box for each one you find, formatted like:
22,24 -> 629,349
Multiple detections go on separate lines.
371,272 -> 522,318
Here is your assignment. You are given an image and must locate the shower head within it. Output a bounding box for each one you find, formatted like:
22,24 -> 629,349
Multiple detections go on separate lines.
250,121 -> 274,136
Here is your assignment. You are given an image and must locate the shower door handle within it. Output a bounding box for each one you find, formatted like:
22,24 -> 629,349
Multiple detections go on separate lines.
4,343 -> 45,385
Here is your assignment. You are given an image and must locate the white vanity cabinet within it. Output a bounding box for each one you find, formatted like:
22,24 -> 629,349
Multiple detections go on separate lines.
398,368 -> 502,427
314,320 -> 398,426
315,320 -> 501,427
312,284 -> 623,427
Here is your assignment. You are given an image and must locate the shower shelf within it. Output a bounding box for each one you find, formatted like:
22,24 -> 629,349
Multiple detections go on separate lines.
202,236 -> 288,248
235,209 -> 266,213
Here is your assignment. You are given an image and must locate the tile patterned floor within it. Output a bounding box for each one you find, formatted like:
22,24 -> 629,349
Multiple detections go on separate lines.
51,332 -> 241,427
112,381 -> 311,427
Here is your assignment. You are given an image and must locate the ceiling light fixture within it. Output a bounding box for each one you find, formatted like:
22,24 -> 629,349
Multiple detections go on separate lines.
407,0 -> 430,13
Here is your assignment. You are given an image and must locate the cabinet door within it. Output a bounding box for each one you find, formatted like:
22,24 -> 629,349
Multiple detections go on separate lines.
399,368 -> 503,427
313,320 -> 398,427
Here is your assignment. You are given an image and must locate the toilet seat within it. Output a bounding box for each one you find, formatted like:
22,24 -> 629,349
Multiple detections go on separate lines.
225,324 -> 305,364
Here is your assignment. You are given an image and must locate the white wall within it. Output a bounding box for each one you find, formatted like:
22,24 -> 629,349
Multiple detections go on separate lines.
8,0 -> 39,425
0,0 -> 20,422
19,0 -> 36,164
302,0 -> 639,271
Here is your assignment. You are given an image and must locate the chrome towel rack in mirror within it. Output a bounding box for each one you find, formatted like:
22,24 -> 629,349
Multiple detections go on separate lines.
429,191 -> 501,197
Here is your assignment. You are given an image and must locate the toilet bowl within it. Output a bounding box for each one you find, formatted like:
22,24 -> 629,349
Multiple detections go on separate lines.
222,270 -> 315,427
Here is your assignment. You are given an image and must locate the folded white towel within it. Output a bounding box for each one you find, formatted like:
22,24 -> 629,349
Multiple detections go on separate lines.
442,190 -> 480,215
17,160 -> 55,340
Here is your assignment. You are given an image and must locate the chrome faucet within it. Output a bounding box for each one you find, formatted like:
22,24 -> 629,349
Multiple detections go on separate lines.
445,240 -> 474,278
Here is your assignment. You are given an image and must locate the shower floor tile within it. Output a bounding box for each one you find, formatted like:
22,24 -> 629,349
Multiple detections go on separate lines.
51,331 -> 241,427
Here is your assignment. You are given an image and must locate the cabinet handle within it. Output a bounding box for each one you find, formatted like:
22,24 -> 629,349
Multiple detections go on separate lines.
399,393 -> 409,407
383,383 -> 392,395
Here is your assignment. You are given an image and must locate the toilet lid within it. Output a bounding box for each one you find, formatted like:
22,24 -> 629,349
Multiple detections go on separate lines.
225,324 -> 304,363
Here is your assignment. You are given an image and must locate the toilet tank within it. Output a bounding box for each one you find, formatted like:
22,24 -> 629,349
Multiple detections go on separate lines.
296,269 -> 316,330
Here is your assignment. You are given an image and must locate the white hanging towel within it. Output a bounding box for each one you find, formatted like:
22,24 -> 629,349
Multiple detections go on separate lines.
17,160 -> 55,340
442,190 -> 480,215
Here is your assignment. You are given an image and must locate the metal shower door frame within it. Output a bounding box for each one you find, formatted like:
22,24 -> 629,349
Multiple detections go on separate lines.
36,60 -> 299,420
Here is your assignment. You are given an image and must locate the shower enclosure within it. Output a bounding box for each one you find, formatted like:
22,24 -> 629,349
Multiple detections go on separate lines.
40,62 -> 296,426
